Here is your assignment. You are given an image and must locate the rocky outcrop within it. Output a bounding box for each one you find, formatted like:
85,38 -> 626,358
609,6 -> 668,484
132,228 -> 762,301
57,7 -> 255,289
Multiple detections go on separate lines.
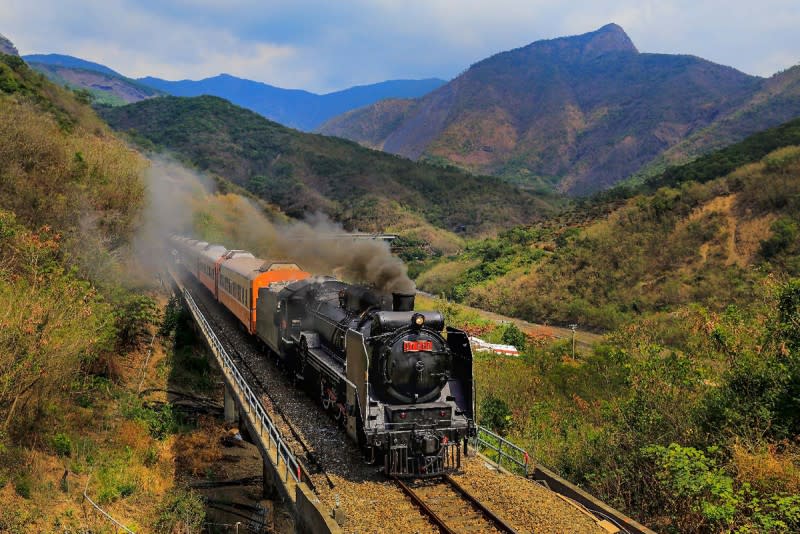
0,33 -> 19,56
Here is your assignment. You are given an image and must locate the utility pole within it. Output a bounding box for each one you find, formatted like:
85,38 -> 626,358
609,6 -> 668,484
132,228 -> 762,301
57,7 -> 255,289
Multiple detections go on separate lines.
569,324 -> 578,360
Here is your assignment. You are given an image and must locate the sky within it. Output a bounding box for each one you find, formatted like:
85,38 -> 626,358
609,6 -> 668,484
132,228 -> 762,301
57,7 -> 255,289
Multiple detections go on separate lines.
1,0 -> 799,93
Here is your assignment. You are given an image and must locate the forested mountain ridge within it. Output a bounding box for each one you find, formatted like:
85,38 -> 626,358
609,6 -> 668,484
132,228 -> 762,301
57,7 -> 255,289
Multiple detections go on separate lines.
140,74 -> 446,130
27,61 -> 165,106
20,52 -> 446,129
320,24 -> 800,195
634,64 -> 800,181
24,53 -> 122,76
101,95 -> 556,252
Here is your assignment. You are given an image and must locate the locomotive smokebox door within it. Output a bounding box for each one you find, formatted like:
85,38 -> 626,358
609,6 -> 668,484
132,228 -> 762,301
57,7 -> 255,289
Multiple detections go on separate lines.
345,328 -> 370,442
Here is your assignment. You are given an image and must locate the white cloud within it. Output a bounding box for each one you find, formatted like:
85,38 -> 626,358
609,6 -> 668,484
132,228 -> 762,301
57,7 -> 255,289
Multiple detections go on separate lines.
1,0 -> 798,91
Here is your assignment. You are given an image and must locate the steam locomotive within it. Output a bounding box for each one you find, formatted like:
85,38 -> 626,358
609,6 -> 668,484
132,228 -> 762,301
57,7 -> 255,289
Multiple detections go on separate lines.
170,235 -> 475,477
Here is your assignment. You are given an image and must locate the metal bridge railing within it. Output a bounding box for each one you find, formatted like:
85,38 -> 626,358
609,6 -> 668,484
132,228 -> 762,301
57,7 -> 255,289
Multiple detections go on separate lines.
183,289 -> 301,484
472,425 -> 531,476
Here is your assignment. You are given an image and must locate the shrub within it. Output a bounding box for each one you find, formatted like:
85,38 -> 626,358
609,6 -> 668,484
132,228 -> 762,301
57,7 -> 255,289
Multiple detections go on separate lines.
644,443 -> 800,533
480,396 -> 512,435
154,487 -> 205,534
51,433 -> 72,457
113,293 -> 159,349
760,217 -> 798,259
159,295 -> 185,336
13,474 -> 32,499
644,444 -> 736,531
500,323 -> 526,350
121,395 -> 179,439
762,146 -> 800,174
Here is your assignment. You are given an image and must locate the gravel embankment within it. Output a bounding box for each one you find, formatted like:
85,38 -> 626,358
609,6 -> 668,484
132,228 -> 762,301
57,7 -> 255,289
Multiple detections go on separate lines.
452,457 -> 607,533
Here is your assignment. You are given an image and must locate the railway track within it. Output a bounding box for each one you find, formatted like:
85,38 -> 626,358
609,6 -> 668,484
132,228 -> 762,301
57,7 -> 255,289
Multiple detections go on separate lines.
182,278 -> 337,490
395,475 -> 518,534
173,268 -> 616,534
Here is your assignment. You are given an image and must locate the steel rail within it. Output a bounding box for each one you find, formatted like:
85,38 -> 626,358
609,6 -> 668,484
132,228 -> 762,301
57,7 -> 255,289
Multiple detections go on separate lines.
393,477 -> 457,534
445,475 -> 519,534
472,425 -> 531,475
394,476 -> 518,534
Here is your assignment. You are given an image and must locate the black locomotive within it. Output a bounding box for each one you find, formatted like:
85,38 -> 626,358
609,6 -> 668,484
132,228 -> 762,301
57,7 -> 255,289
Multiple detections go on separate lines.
256,277 -> 476,477
171,235 -> 475,477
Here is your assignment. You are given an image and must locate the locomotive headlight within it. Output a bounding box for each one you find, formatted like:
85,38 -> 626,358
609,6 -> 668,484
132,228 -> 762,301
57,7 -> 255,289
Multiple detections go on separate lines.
412,313 -> 425,327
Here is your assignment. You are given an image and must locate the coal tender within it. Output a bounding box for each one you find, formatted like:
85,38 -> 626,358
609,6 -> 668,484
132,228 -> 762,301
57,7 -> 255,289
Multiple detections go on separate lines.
255,277 -> 476,477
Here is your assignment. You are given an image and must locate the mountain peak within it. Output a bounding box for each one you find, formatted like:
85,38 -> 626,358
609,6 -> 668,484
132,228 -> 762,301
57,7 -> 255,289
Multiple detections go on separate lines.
564,23 -> 638,57
0,33 -> 19,56
497,23 -> 638,65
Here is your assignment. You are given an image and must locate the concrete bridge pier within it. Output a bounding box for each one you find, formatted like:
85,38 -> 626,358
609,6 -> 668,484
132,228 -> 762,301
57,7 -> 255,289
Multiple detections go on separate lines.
263,460 -> 278,500
224,384 -> 238,424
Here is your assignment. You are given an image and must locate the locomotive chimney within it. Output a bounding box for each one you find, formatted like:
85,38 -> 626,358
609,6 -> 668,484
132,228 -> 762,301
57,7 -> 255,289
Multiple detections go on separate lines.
392,292 -> 415,312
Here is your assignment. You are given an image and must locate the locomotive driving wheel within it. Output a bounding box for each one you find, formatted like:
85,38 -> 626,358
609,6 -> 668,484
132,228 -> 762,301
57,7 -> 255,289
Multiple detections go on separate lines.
335,402 -> 346,427
320,380 -> 332,410
296,336 -> 309,382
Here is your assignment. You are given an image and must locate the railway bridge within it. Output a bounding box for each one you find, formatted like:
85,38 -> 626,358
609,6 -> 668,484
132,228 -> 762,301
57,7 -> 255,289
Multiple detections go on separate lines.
170,268 -> 340,533
167,267 -> 654,534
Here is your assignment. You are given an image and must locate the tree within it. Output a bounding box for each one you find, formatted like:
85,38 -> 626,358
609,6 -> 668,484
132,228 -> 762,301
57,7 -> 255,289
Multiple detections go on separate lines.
501,323 -> 526,350
480,396 -> 512,435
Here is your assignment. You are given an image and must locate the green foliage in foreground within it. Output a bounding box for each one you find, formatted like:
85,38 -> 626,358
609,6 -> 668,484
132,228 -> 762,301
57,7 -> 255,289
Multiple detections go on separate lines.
473,278 -> 800,532
645,444 -> 800,533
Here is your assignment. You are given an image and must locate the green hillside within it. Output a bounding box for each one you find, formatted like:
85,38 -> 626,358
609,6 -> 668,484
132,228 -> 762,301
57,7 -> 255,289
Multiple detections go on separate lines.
419,127 -> 800,331
100,95 -> 557,252
421,128 -> 800,531
0,52 -> 207,531
641,116 -> 800,191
